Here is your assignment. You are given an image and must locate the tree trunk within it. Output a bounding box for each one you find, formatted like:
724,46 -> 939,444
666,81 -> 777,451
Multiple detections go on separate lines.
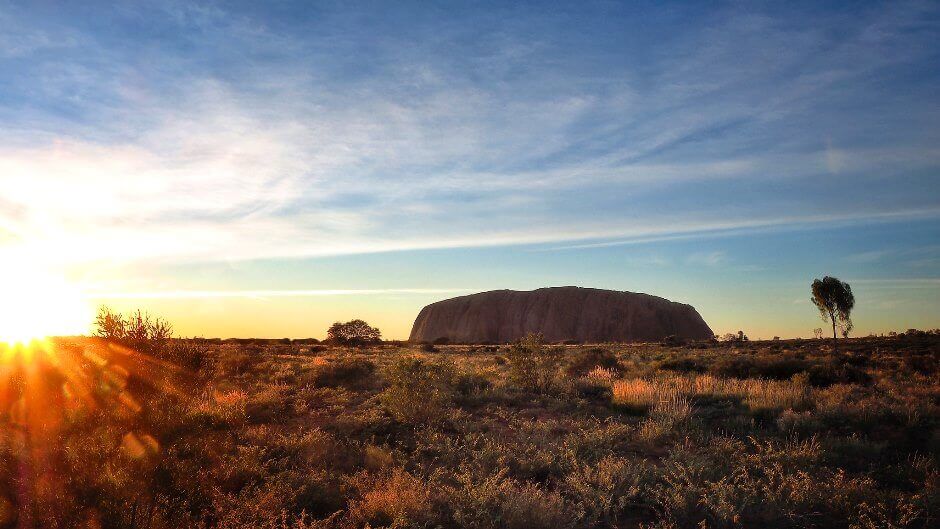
830,314 -> 838,349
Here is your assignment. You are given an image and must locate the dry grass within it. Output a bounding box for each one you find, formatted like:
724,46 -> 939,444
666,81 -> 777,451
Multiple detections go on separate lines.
0,334 -> 936,528
347,469 -> 433,527
613,374 -> 810,416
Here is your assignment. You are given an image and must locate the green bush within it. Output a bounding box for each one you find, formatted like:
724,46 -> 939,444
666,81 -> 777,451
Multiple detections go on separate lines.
381,356 -> 455,424
505,333 -> 563,392
454,370 -> 493,397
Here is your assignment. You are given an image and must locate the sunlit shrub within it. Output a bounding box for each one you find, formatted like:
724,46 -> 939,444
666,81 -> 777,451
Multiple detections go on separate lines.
381,356 -> 455,424
216,349 -> 262,377
564,456 -> 652,526
306,357 -> 375,388
776,409 -> 821,436
454,369 -> 493,397
347,469 -> 434,527
613,374 -> 812,417
611,378 -> 659,413
451,470 -> 573,529
165,339 -> 212,372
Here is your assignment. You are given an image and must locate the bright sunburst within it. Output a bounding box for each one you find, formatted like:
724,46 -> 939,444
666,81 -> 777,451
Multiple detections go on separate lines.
0,262 -> 92,343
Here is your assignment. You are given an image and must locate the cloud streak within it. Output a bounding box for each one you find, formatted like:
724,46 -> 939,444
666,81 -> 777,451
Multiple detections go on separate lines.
0,0 -> 937,270
87,288 -> 475,299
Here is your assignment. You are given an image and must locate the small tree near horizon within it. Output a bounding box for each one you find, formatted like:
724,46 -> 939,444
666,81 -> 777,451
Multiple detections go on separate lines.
811,276 -> 855,342
327,319 -> 382,346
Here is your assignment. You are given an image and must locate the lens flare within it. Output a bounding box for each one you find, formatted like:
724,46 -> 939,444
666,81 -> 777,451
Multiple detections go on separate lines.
0,337 -> 182,525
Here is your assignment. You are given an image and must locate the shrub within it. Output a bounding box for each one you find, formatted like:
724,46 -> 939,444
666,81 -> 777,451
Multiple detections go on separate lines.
451,471 -> 573,529
306,344 -> 328,354
94,306 -> 173,355
719,331 -> 749,342
216,350 -> 262,377
381,356 -> 455,424
573,366 -> 617,399
807,360 -> 871,387
505,333 -> 563,393
708,355 -> 809,380
565,347 -> 622,377
164,339 -> 212,373
658,356 -> 707,373
776,409 -> 821,436
564,456 -> 651,526
454,370 -> 493,397
307,357 -> 376,388
347,469 -> 434,527
661,335 -> 685,346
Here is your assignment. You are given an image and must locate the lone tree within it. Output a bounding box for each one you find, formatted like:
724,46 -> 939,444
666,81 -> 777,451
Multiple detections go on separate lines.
327,319 -> 381,346
811,276 -> 855,342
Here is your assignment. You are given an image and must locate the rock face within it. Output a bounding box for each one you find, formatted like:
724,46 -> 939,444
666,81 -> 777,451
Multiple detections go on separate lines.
410,287 -> 713,344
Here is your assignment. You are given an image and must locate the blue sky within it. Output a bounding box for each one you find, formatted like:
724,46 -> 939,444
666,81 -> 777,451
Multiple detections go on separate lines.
0,0 -> 938,338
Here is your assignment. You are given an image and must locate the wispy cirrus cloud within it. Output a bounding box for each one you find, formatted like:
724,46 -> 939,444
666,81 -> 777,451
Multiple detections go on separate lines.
848,278 -> 940,288
87,288 -> 474,300
687,251 -> 728,267
0,0 -> 937,271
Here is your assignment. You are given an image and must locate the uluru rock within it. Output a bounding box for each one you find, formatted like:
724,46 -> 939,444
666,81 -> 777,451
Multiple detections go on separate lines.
409,287 -> 713,344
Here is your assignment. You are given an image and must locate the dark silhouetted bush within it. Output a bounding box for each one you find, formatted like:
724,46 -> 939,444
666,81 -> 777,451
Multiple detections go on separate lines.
658,356 -> 707,373
94,305 -> 173,355
308,357 -> 376,388
807,361 -> 871,387
708,355 -> 809,380
565,347 -> 622,377
327,319 -> 381,346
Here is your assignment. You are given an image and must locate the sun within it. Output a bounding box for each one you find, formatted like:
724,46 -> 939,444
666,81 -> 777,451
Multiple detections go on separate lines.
0,262 -> 93,344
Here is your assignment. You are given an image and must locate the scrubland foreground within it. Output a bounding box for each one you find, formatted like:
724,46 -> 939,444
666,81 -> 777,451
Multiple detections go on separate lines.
0,334 -> 938,528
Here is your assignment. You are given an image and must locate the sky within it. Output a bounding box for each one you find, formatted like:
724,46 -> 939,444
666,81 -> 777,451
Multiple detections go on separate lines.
0,0 -> 938,339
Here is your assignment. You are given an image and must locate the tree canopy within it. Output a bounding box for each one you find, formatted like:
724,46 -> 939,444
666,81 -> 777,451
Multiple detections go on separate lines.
327,319 -> 382,345
811,276 -> 855,341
